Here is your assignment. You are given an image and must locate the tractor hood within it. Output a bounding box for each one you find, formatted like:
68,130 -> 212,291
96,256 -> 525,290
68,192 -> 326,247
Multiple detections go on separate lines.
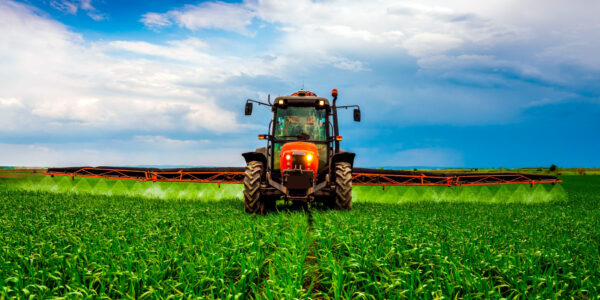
279,142 -> 318,177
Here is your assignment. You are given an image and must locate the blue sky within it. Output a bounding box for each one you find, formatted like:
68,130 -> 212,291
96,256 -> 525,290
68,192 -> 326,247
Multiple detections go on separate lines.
0,0 -> 599,168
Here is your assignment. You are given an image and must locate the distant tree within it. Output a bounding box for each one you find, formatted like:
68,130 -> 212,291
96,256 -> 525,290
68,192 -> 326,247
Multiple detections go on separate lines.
578,168 -> 586,175
549,164 -> 558,172
413,168 -> 418,172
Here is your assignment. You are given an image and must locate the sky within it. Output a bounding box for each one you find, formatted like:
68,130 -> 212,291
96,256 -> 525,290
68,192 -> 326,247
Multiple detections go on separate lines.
0,0 -> 599,168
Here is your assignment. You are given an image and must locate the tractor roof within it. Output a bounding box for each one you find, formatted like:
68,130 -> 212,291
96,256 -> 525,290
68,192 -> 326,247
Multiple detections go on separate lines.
274,90 -> 331,106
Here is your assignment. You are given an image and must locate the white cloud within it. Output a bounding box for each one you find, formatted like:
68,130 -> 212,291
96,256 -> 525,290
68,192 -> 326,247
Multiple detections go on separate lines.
49,0 -> 105,20
142,1 -> 255,35
140,12 -> 172,27
87,11 -> 106,21
0,98 -> 23,107
131,135 -> 210,146
328,56 -> 369,72
105,38 -> 211,62
403,33 -> 463,56
50,0 -> 78,14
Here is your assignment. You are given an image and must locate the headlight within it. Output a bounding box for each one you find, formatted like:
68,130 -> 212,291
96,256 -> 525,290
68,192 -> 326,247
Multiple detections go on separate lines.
305,154 -> 313,162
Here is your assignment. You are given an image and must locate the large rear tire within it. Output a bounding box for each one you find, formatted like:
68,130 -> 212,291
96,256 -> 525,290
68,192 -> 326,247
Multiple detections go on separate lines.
334,162 -> 352,210
243,161 -> 264,214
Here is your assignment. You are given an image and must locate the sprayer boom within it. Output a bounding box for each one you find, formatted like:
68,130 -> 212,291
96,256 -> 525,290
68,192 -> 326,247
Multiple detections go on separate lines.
46,166 -> 561,187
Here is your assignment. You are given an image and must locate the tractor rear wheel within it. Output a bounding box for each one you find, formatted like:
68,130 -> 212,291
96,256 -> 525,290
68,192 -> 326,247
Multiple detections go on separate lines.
243,161 -> 264,214
334,162 -> 352,210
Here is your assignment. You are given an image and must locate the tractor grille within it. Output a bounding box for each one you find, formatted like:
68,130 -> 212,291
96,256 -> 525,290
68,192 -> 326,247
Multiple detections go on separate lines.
292,152 -> 305,169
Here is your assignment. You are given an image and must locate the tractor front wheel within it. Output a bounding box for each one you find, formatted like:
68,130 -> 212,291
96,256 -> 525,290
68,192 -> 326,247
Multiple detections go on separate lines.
334,162 -> 352,210
243,161 -> 264,214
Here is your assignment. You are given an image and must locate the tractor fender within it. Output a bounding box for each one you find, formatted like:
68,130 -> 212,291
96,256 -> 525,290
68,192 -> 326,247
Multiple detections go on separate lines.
242,151 -> 267,166
331,152 -> 356,169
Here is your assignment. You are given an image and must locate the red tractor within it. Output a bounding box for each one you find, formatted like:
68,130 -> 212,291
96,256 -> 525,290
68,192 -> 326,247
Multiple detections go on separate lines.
242,89 -> 361,213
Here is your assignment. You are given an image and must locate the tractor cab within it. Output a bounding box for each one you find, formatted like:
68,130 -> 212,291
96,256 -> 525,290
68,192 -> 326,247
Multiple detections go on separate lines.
271,91 -> 331,177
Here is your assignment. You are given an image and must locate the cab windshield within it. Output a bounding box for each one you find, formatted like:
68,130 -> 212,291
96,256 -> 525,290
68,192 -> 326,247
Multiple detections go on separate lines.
274,107 -> 327,141
273,106 -> 328,171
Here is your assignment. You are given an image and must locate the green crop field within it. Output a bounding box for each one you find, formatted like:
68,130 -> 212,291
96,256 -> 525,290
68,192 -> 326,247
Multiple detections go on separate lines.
0,175 -> 599,298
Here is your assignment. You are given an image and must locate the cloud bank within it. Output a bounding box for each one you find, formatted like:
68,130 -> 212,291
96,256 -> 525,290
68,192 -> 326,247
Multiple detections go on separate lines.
1,0 -> 599,167
0,1 -> 247,136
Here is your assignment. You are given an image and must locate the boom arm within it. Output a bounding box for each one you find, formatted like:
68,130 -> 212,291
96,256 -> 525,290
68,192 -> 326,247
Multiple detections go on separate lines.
46,167 -> 245,183
46,167 -> 561,186
352,168 -> 561,187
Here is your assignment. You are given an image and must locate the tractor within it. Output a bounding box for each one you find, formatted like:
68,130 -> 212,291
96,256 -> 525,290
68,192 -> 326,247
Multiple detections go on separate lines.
242,89 -> 361,214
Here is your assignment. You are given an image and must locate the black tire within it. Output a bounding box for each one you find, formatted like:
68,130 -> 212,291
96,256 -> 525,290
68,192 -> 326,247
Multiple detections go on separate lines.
334,162 -> 352,210
243,161 -> 264,214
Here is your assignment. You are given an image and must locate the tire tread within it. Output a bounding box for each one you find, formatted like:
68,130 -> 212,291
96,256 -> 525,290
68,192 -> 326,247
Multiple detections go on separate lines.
334,162 -> 352,210
243,161 -> 264,214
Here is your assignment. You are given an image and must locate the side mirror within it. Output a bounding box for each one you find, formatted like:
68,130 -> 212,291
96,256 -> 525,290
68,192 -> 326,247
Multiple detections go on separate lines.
245,102 -> 253,115
353,108 -> 361,122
